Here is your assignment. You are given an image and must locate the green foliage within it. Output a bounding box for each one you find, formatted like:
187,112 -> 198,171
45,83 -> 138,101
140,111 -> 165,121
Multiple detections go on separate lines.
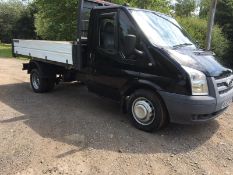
215,0 -> 233,42
0,0 -> 36,43
0,44 -> 12,58
215,0 -> 233,67
14,3 -> 37,40
134,0 -> 171,14
175,0 -> 196,17
34,0 -> 78,41
34,0 -> 171,41
199,0 -> 211,18
198,0 -> 233,67
0,0 -> 24,43
177,17 -> 229,59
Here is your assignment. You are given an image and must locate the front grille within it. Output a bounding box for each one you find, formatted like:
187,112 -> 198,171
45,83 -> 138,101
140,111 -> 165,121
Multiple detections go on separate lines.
219,87 -> 233,95
214,73 -> 232,80
215,74 -> 233,95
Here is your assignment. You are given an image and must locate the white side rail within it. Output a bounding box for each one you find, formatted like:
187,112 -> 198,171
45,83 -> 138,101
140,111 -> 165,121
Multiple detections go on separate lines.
13,40 -> 74,65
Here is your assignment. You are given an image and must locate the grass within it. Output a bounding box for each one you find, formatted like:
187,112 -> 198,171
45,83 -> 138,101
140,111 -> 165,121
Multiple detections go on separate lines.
0,43 -> 28,60
0,43 -> 12,58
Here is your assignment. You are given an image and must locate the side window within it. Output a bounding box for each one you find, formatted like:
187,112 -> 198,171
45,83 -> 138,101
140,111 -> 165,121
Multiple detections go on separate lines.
119,10 -> 138,56
99,14 -> 116,51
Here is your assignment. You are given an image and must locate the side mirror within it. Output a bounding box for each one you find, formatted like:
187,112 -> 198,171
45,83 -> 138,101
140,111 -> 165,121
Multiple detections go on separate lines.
124,34 -> 136,56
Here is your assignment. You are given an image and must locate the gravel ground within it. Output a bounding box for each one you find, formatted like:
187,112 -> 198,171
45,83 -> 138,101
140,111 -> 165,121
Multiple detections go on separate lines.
0,58 -> 233,175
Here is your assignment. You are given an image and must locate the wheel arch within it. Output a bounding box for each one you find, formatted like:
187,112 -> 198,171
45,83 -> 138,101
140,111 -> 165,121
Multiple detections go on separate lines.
120,80 -> 170,122
27,60 -> 57,78
121,79 -> 162,98
27,60 -> 41,74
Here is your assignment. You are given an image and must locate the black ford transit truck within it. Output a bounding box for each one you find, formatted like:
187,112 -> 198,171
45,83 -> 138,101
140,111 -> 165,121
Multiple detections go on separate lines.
12,0 -> 233,132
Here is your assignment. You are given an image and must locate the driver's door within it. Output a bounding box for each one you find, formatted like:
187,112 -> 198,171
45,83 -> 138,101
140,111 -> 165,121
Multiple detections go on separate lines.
89,9 -> 144,100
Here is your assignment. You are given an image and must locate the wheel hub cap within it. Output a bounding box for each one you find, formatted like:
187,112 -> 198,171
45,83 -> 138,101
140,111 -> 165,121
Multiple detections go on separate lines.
32,73 -> 40,90
132,99 -> 155,125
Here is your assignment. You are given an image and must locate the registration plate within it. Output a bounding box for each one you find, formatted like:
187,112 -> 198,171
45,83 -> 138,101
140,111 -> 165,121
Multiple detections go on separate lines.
222,98 -> 233,109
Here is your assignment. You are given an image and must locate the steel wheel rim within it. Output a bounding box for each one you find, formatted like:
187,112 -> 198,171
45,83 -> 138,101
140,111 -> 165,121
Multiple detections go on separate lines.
132,97 -> 156,126
32,72 -> 40,90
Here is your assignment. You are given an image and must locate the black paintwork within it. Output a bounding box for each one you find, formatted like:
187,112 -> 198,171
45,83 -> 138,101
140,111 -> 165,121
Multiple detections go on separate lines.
166,47 -> 232,77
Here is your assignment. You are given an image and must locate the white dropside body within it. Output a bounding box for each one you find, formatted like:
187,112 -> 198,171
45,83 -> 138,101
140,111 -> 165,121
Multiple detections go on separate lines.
13,40 -> 74,65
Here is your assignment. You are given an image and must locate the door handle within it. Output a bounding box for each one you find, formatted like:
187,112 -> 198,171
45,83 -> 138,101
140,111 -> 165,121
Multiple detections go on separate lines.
90,52 -> 95,64
90,52 -> 96,74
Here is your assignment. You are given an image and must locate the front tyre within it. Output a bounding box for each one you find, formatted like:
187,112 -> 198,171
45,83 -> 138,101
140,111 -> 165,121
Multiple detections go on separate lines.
30,69 -> 55,93
128,89 -> 168,132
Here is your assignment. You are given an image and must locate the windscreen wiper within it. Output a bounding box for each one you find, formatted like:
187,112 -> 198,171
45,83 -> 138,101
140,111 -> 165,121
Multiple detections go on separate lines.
173,43 -> 193,49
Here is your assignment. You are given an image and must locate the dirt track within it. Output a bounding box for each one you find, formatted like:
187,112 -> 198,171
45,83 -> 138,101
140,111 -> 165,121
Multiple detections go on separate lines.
0,58 -> 233,175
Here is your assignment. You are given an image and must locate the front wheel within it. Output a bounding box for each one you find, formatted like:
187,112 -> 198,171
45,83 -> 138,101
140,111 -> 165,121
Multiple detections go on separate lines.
30,69 -> 55,93
128,89 -> 168,132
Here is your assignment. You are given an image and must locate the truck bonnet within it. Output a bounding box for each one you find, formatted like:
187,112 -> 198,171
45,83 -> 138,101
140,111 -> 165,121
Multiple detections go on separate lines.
167,47 -> 232,77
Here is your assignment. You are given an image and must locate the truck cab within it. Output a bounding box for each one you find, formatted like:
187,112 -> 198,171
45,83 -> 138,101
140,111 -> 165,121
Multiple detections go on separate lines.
13,0 -> 233,132
85,4 -> 233,128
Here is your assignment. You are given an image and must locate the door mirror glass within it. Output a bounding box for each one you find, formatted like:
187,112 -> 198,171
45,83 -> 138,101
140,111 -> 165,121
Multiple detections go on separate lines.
124,34 -> 136,56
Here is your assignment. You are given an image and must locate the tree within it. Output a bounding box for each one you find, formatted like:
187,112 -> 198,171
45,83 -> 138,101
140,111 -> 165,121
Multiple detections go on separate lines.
0,0 -> 24,43
199,0 -> 211,18
214,0 -> 233,66
34,0 -> 78,41
215,0 -> 233,42
134,0 -> 171,13
34,0 -> 171,41
0,0 -> 36,43
13,3 -> 37,40
175,0 -> 196,17
110,0 -> 171,13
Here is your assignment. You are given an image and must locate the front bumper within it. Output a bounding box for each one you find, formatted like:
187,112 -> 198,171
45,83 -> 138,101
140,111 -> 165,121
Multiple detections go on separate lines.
159,87 -> 233,124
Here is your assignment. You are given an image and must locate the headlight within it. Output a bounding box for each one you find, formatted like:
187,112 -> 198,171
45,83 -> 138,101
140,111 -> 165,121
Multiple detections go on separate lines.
182,66 -> 209,96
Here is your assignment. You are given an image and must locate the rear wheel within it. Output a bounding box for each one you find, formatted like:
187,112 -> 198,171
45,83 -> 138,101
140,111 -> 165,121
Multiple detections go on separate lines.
128,89 -> 168,132
30,69 -> 55,93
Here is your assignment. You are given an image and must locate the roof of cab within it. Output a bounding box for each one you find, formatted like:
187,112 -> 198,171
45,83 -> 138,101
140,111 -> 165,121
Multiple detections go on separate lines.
86,0 -> 116,6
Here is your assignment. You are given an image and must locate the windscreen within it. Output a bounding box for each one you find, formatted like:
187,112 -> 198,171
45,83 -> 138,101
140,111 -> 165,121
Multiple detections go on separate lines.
130,10 -> 195,48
